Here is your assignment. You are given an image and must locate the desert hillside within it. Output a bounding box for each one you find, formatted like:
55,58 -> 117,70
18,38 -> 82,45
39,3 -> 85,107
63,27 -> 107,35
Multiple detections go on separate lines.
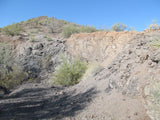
0,17 -> 160,120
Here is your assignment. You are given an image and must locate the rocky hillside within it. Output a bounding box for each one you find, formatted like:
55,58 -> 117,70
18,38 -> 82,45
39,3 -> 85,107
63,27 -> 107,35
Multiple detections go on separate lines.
67,31 -> 160,120
0,17 -> 160,120
0,16 -> 98,87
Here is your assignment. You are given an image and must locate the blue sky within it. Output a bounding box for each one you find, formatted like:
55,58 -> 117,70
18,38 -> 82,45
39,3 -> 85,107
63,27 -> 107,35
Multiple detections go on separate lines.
0,0 -> 160,31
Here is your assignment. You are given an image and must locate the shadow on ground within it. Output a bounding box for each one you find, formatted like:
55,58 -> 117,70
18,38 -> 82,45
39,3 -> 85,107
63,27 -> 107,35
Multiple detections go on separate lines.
0,87 -> 97,120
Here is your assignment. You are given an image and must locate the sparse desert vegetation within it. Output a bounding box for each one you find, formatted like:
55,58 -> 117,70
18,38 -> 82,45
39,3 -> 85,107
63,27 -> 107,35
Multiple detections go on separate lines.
110,23 -> 127,31
0,16 -> 160,120
145,81 -> 160,120
0,43 -> 28,90
29,34 -> 36,42
62,23 -> 98,38
62,24 -> 79,38
146,20 -> 160,31
2,23 -> 23,36
52,55 -> 87,86
46,36 -> 52,41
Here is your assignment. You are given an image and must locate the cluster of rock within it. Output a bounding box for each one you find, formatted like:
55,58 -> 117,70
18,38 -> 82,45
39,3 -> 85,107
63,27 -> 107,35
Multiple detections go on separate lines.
17,37 -> 66,81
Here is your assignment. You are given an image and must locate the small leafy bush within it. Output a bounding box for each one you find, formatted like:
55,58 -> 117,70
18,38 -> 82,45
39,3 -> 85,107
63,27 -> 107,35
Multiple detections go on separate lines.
62,24 -> 79,38
30,35 -> 36,42
2,23 -> 23,36
25,18 -> 40,27
150,41 -> 160,48
52,55 -> 87,86
47,36 -> 52,41
80,25 -> 97,33
110,23 -> 127,31
0,43 -> 28,89
30,29 -> 38,34
62,24 -> 98,38
145,81 -> 160,120
149,36 -> 160,48
0,66 -> 28,89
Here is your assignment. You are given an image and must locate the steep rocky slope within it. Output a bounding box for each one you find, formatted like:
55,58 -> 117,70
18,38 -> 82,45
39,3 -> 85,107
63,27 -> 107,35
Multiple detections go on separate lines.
0,18 -> 160,120
66,31 -> 160,120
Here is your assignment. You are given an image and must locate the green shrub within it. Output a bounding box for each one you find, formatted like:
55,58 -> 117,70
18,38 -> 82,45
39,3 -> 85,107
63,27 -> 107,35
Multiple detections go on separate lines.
2,23 -> 23,36
52,55 -> 87,86
0,43 -> 28,89
30,35 -> 36,42
110,23 -> 127,31
145,81 -> 160,120
149,36 -> 160,48
62,20 -> 68,24
62,24 -> 79,38
30,29 -> 38,34
47,36 -> 52,41
25,18 -> 40,27
62,24 -> 98,38
0,66 -> 28,89
150,41 -> 160,48
80,25 -> 97,33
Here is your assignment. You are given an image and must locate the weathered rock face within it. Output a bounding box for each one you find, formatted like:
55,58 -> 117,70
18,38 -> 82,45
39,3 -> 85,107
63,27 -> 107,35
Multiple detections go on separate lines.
16,39 -> 66,80
67,31 -> 139,63
67,31 -> 160,97
97,33 -> 158,95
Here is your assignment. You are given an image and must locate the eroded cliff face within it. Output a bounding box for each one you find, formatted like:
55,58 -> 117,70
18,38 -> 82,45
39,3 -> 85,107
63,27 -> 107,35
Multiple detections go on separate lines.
67,31 -> 140,64
66,31 -> 160,120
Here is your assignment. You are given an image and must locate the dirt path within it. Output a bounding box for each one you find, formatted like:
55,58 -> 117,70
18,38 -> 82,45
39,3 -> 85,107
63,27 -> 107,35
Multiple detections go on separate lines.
65,64 -> 151,120
0,68 -> 150,120
0,83 -> 97,120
